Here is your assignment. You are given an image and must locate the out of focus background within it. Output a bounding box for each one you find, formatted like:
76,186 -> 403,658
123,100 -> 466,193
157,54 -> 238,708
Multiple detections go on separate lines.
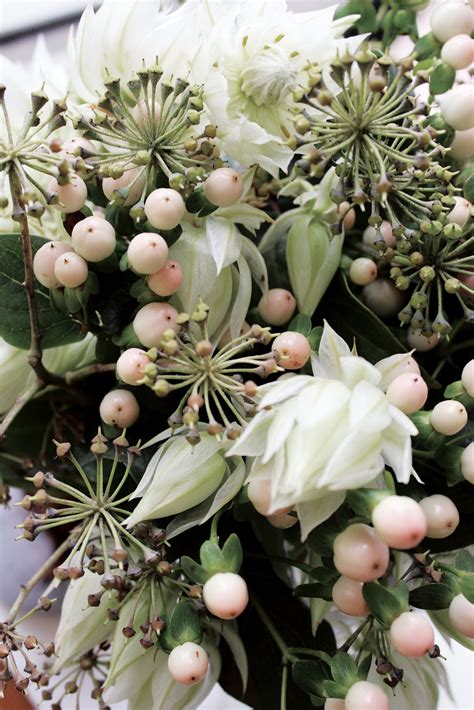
0,1 -> 473,708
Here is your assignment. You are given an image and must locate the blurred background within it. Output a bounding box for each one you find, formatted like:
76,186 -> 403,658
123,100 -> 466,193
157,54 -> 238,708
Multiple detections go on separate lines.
0,1 -> 473,708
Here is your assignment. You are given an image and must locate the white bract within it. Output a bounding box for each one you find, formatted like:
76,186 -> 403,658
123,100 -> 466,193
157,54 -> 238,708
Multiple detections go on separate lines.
228,322 -> 418,538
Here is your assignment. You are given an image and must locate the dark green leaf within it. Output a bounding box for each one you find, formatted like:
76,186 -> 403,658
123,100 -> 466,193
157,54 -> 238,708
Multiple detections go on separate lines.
308,326 -> 323,352
415,32 -> 442,61
409,583 -> 454,610
455,550 -> 474,573
169,601 -> 203,645
362,582 -> 408,627
221,533 -> 243,573
463,173 -> 474,203
322,680 -> 345,699
393,8 -> 416,33
289,313 -> 312,336
294,583 -> 333,602
199,540 -> 226,572
309,568 -> 340,585
429,63 -> 455,95
0,234 -> 84,349
330,652 -> 358,688
180,555 -> 209,584
460,575 -> 474,604
357,653 -> 373,681
346,489 -> 390,518
292,660 -> 328,697
334,1 -> 377,33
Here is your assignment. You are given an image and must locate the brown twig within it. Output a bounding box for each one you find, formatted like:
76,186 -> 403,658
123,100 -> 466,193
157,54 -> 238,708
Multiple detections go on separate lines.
65,362 -> 116,384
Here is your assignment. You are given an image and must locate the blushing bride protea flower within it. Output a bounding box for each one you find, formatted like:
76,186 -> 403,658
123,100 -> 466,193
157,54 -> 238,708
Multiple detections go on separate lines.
228,322 -> 419,539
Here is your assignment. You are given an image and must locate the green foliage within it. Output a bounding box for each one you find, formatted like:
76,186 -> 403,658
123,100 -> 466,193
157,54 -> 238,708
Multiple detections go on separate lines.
334,1 -> 377,33
181,533 -> 244,584
429,63 -> 455,95
362,582 -> 409,627
0,234 -> 84,349
409,583 -> 455,610
415,32 -> 442,61
158,601 -> 202,651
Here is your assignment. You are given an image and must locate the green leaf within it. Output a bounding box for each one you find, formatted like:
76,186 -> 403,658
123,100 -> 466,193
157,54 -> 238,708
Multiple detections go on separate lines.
454,550 -> 474,573
221,533 -> 243,573
289,313 -> 312,336
362,582 -> 408,627
292,660 -> 328,697
180,556 -> 209,585
308,506 -> 348,557
309,568 -> 340,585
199,540 -> 225,572
330,652 -> 358,689
308,326 -> 323,352
357,653 -> 373,681
463,172 -> 474,203
294,583 -> 333,602
346,488 -> 390,518
0,234 -> 84,349
169,601 -> 202,645
460,574 -> 474,603
334,1 -> 377,33
415,32 -> 442,61
409,584 -> 454,610
429,63 -> 455,95
322,680 -> 345,700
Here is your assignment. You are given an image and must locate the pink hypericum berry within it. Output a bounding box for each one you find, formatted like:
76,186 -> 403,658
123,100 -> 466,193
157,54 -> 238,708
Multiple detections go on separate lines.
345,680 -> 389,710
325,699 -> 345,710
266,511 -> 298,529
116,348 -> 150,386
99,389 -> 140,428
406,328 -> 440,352
247,478 -> 292,517
419,494 -> 460,539
386,372 -> 428,414
258,288 -> 296,326
167,642 -> 209,685
33,240 -> 71,288
338,201 -> 356,230
53,252 -> 88,288
71,216 -> 116,262
371,495 -> 427,549
133,302 -> 179,348
389,612 -> 435,657
127,232 -> 169,274
430,400 -> 468,436
461,359 -> 474,396
102,167 -> 145,206
273,332 -> 311,370
349,258 -> 378,286
448,594 -> 474,638
203,168 -> 244,207
147,259 -> 183,296
441,34 -> 474,69
333,524 -> 389,582
461,442 -> 474,483
363,220 -> 396,248
202,573 -> 249,620
332,576 -> 370,617
144,188 -> 185,230
48,174 -> 87,214
362,278 -> 405,318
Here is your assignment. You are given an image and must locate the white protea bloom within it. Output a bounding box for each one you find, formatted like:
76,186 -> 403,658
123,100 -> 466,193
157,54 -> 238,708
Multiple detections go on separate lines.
0,334 -> 96,415
228,322 -> 418,539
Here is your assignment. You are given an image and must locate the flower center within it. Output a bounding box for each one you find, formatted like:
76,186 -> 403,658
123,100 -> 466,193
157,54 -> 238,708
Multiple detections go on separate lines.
240,46 -> 296,107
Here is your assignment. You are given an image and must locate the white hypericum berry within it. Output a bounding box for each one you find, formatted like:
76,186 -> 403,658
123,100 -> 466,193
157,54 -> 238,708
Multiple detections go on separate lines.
324,699 -> 345,710
258,288 -> 296,325
247,478 -> 291,516
419,494 -> 460,539
345,680 -> 389,710
167,642 -> 209,685
48,175 -> 87,214
362,220 -> 396,248
116,348 -> 150,386
71,216 -> 116,262
440,84 -> 474,131
430,400 -> 468,436
461,442 -> 474,483
54,252 -> 88,288
333,524 -> 389,582
430,1 -> 474,43
203,167 -> 244,207
461,359 -> 474,396
451,127 -> 474,161
273,332 -> 311,370
133,302 -> 179,348
332,576 -> 369,617
448,594 -> 474,638
338,201 -> 356,230
389,612 -> 435,658
144,188 -> 185,230
127,233 -> 168,274
147,260 -> 183,296
386,372 -> 428,414
371,495 -> 427,549
99,389 -> 140,428
448,196 -> 472,228
441,33 -> 474,69
102,167 -> 146,207
349,258 -> 378,286
33,240 -> 71,288
407,328 -> 440,352
362,278 -> 405,318
266,511 -> 298,528
202,573 -> 249,620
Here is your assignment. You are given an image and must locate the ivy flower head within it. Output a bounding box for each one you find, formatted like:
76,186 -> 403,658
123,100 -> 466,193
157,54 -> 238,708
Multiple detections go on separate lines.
228,322 -> 418,539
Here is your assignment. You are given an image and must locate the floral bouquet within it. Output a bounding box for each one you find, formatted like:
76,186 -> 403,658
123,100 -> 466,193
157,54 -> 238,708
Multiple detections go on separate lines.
0,0 -> 473,708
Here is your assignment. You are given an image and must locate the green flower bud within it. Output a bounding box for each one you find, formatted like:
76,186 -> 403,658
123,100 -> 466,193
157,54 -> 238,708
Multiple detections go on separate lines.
419,266 -> 436,283
444,278 -> 461,294
443,223 -> 462,240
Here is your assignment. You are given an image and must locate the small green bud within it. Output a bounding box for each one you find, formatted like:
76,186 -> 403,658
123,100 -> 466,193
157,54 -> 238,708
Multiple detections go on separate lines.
186,110 -> 200,125
133,150 -> 150,166
444,278 -> 461,294
410,251 -> 424,266
419,265 -> 435,283
411,292 -> 428,309
153,379 -> 171,397
443,223 -> 462,240
295,115 -> 311,135
396,275 -> 410,291
398,305 -> 413,323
